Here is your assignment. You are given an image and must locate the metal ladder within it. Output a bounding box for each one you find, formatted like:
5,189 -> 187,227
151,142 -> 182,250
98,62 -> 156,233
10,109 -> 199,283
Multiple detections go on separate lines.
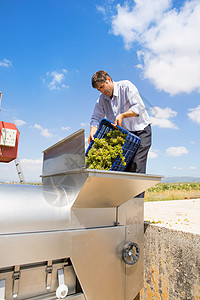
15,158 -> 25,184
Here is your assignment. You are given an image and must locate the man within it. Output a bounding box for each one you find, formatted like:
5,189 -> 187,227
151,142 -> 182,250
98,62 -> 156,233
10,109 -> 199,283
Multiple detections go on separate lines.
89,70 -> 151,176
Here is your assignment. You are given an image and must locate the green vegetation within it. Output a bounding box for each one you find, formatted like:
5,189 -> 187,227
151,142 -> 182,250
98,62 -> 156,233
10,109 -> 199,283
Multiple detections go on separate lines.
145,182 -> 200,201
86,130 -> 127,170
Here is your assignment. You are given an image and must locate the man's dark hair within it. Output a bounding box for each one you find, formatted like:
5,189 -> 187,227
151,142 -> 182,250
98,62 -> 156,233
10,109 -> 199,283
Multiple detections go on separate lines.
91,70 -> 112,88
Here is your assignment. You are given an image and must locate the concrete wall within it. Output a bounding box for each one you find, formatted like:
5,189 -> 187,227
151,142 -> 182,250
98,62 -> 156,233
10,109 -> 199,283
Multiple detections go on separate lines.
138,223 -> 200,300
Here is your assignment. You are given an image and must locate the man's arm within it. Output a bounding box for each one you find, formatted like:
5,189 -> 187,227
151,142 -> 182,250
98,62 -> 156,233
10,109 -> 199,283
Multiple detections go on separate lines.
89,96 -> 105,144
88,126 -> 98,144
114,110 -> 139,127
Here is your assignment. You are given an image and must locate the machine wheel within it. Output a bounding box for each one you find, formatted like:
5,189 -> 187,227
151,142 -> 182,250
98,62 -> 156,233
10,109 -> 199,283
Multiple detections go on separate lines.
122,242 -> 140,265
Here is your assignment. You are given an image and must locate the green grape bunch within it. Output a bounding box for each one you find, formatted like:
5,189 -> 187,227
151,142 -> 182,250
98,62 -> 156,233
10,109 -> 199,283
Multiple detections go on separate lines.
85,130 -> 127,170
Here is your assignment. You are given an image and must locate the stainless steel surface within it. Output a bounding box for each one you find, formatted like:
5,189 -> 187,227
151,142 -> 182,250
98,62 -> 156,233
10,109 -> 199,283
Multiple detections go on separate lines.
73,170 -> 161,208
0,263 -> 76,300
0,183 -> 116,234
0,127 -> 162,300
0,184 -> 72,234
26,292 -> 86,300
42,168 -> 161,209
42,129 -> 85,177
71,226 -> 126,300
0,170 -> 161,234
119,198 -> 144,299
0,231 -> 71,269
1,227 -> 126,300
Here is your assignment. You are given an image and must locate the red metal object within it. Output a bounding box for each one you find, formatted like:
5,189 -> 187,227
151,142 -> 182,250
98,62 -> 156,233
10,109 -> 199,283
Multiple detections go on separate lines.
0,121 -> 20,163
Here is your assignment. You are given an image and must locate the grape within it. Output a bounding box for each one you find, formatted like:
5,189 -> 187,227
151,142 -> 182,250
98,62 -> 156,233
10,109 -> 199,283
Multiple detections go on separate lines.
86,130 -> 127,170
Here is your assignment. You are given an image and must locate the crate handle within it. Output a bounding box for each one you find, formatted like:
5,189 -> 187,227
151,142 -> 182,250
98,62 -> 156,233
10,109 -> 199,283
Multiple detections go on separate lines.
110,122 -> 118,129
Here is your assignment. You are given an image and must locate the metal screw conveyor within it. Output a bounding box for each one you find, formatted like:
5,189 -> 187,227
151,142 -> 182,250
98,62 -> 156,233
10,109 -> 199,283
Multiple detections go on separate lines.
0,129 -> 162,300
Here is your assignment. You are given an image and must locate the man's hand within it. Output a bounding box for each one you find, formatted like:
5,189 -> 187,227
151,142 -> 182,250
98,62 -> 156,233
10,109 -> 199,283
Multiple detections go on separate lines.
88,126 -> 98,144
114,114 -> 123,127
114,110 -> 139,127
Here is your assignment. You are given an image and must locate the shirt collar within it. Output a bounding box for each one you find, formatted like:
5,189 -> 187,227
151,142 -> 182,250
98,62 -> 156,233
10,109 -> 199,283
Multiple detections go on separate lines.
103,81 -> 118,100
112,81 -> 118,98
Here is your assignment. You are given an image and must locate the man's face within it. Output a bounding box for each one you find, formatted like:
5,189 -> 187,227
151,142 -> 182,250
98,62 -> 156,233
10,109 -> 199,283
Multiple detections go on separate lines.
96,77 -> 114,98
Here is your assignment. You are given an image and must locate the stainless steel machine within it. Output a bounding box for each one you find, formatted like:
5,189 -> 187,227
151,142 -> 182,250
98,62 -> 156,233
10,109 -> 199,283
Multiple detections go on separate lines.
0,129 -> 161,300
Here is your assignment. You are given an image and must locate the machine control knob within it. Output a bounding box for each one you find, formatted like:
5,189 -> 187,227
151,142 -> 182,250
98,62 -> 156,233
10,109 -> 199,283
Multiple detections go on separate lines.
122,242 -> 140,265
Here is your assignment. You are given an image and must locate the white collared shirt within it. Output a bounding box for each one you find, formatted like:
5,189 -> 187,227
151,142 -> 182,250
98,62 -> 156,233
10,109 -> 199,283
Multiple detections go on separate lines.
90,80 -> 151,131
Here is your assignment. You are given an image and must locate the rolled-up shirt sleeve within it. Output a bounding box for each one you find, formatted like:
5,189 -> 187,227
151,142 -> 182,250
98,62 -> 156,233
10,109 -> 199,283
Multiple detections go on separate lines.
126,83 -> 146,116
90,98 -> 105,127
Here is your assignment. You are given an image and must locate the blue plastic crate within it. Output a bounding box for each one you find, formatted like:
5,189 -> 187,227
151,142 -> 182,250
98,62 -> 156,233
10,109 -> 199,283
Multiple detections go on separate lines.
85,118 -> 141,171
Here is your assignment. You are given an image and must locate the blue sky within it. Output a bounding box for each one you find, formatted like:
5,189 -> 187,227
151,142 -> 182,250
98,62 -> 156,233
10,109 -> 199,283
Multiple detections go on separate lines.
0,0 -> 200,182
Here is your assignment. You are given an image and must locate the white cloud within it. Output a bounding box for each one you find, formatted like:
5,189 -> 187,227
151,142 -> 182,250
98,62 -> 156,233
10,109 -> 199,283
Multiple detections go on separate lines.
20,158 -> 43,182
61,126 -> 70,131
172,166 -> 184,170
148,148 -> 158,159
0,58 -> 12,67
188,166 -> 196,170
166,146 -> 188,157
112,0 -> 171,49
96,5 -> 106,15
150,117 -> 178,129
14,119 -> 26,126
150,106 -> 177,119
33,124 -> 53,138
149,106 -> 178,129
20,157 -> 43,171
45,69 -> 69,90
80,122 -> 90,127
187,105 -> 200,124
108,0 -> 200,95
